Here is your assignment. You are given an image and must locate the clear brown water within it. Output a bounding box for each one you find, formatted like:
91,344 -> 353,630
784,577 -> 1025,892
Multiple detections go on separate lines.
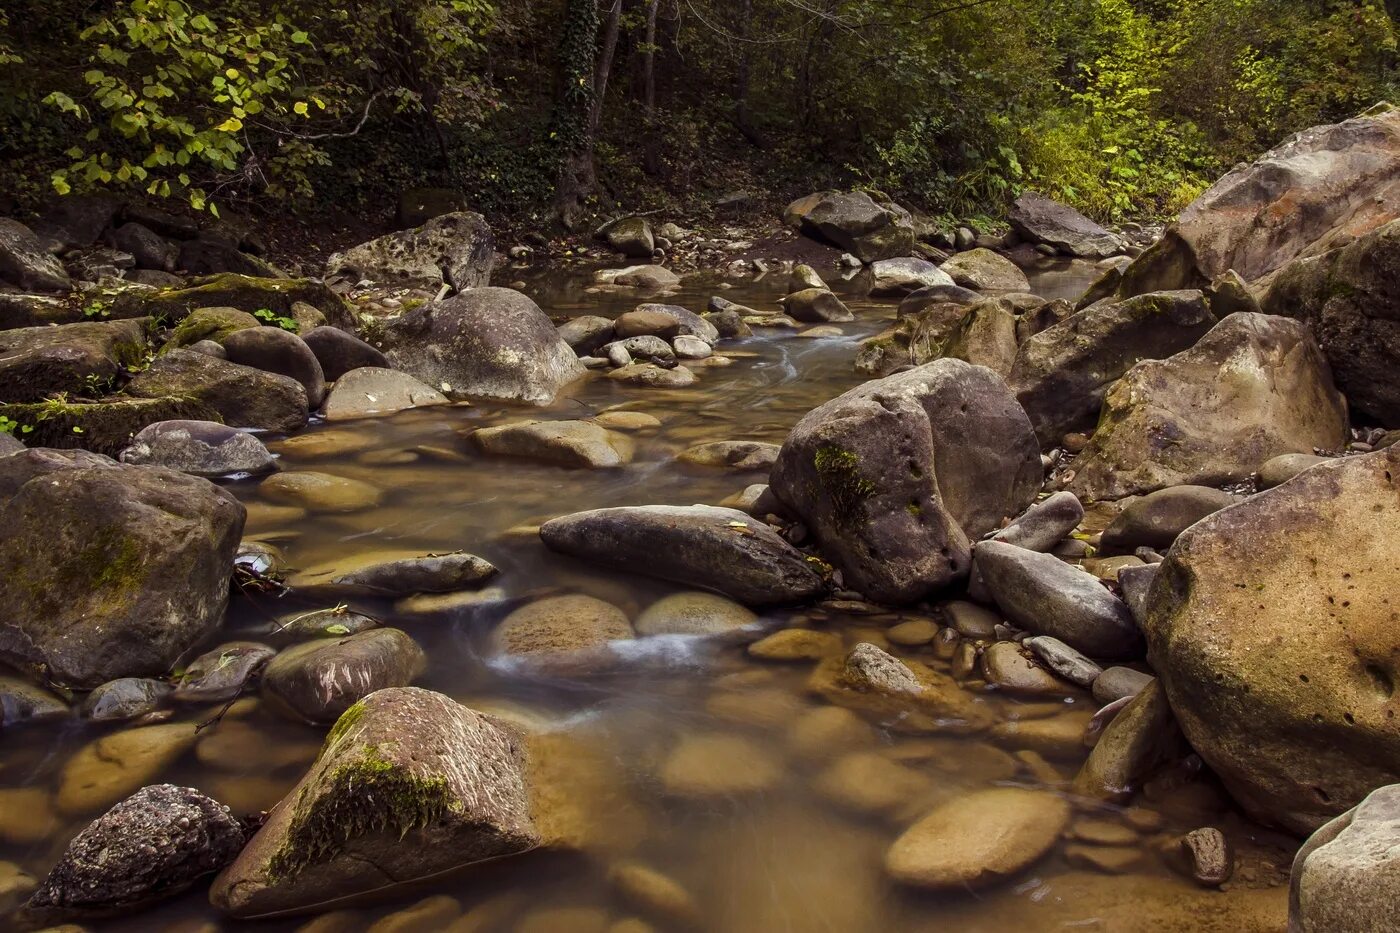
0,261 -> 1297,932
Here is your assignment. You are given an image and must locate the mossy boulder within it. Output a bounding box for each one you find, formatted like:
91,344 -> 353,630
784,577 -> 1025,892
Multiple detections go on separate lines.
209,686 -> 541,918
770,359 -> 1041,605
0,319 -> 151,403
1007,290 -> 1218,447
112,274 -> 355,330
0,453 -> 245,688
597,216 -> 655,258
164,307 -> 261,351
0,294 -> 84,329
126,349 -> 308,433
0,396 -> 222,456
855,300 -> 972,377
325,212 -> 493,293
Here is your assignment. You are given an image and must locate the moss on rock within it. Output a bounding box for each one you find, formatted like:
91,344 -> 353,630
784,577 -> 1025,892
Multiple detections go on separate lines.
0,396 -> 221,456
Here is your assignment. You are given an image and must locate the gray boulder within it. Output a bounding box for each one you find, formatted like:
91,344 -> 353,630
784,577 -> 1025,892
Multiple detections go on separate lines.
782,288 -> 853,323
540,505 -> 824,607
471,419 -> 633,469
126,349 -> 309,433
868,258 -> 953,297
210,687 -> 539,917
1007,192 -> 1124,259
378,288 -> 584,405
321,367 -> 449,421
262,629 -> 426,723
785,191 -> 916,262
1290,784 -> 1400,933
990,491 -> 1084,551
0,218 -> 71,292
301,326 -> 389,381
0,319 -> 149,403
0,454 -> 244,688
599,217 -> 655,258
325,211 -> 494,292
1008,290 -> 1219,447
770,360 -> 1041,604
939,248 -> 1032,292
79,678 -> 171,722
557,315 -> 616,355
1065,313 -> 1348,501
1099,486 -> 1237,555
171,642 -> 276,704
974,540 -> 1142,659
23,785 -> 244,924
222,326 -> 326,408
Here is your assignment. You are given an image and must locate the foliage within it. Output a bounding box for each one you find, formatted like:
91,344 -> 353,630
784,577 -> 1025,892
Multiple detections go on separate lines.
253,307 -> 299,330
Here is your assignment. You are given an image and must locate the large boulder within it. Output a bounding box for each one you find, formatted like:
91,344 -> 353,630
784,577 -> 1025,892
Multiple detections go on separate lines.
598,217 -> 655,258
0,319 -> 149,403
770,360 -> 1041,604
1008,290 -> 1219,447
1290,784 -> 1400,933
540,505 -> 824,607
784,191 -> 916,262
868,258 -> 952,297
1263,219 -> 1400,425
0,453 -> 244,688
300,326 -> 389,381
119,420 -> 276,476
126,349 -> 309,433
325,211 -> 494,292
221,326 -> 326,408
320,367 -> 448,420
1119,105 -> 1400,297
1143,446 -> 1400,834
855,300 -> 975,378
112,274 -> 355,330
0,218 -> 71,292
210,687 -> 540,917
377,288 -> 584,405
1007,192 -> 1124,259
1065,313 -> 1348,501
939,248 -> 1032,292
23,785 -> 244,924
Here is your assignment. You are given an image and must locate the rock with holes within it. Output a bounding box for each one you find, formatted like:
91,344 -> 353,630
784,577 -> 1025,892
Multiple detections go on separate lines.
209,687 -> 540,917
1144,445 -> 1400,835
770,359 -> 1041,605
324,211 -> 494,292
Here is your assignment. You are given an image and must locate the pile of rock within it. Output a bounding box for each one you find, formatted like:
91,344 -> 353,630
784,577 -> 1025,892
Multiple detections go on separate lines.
557,301 -> 726,389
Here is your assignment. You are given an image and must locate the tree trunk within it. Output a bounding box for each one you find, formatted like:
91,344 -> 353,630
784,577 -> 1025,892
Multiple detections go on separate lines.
733,0 -> 767,149
641,0 -> 662,175
551,0 -> 604,229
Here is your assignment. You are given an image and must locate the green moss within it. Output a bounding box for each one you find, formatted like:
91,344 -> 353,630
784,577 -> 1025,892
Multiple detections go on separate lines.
814,445 -> 877,526
322,700 -> 368,754
266,744 -> 462,883
0,396 -> 221,455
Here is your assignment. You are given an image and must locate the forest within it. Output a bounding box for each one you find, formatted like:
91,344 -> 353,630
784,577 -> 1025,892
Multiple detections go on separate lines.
1,0 -> 1395,230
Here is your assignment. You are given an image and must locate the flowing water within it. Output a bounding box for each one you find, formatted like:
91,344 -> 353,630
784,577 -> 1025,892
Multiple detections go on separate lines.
0,260 -> 1297,932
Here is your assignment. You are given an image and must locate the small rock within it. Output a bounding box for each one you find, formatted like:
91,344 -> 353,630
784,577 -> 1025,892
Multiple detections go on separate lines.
660,733 -> 783,798
260,471 -> 382,512
608,862 -> 701,930
634,592 -> 757,638
172,642 -> 276,704
1024,636 -> 1103,688
1092,667 -> 1155,704
57,723 -> 198,816
79,678 -> 171,722
981,642 -> 1070,695
321,367 -> 450,421
119,421 -> 277,477
1173,827 -> 1233,887
747,628 -> 843,661
472,420 -> 633,469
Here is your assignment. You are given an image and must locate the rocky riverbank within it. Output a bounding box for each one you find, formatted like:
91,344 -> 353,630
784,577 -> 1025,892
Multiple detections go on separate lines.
1,104 -> 1399,932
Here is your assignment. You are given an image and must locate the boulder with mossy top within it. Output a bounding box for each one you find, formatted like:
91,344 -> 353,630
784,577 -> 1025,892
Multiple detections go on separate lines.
0,396 -> 222,457
784,191 -> 916,262
1008,290 -> 1219,447
111,274 -> 355,330
209,686 -> 541,918
855,300 -> 975,377
770,359 -> 1041,605
163,307 -> 261,350
126,348 -> 309,433
325,212 -> 494,293
0,452 -> 244,688
377,287 -> 584,405
0,319 -> 151,403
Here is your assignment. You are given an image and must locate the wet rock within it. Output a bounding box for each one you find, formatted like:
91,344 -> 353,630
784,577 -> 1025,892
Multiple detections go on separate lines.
300,326 -> 389,381
270,608 -> 381,643
634,591 -> 757,638
781,288 -> 854,323
1171,827 -> 1233,888
672,335 -> 712,360
540,505 -> 823,607
1008,192 -> 1124,259
1065,844 -> 1145,875
377,288 -> 584,405
321,367 -> 449,421
57,723 -> 198,816
1066,314 -> 1348,501
221,326 -> 326,408
606,362 -> 697,388
614,308 -> 682,340
981,642 -> 1070,695
813,751 -> 934,820
0,457 -> 244,688
869,258 -> 953,297
1008,290 -> 1218,447
260,471 -> 382,513
771,359 -> 1041,605
80,678 -> 171,722
1072,680 -> 1182,804
887,618 -> 938,647
747,628 -> 843,661
172,642 -> 276,704
210,687 -> 539,917
0,675 -> 69,726
1144,446 -> 1400,834
326,212 -> 493,292
127,349 -> 308,433
944,601 -> 1000,639
593,410 -> 661,431
1290,783 -> 1400,933
785,190 -> 916,262
0,318 -> 149,403
702,307 -> 750,338
608,862 -> 699,930
809,643 -> 994,733
1119,107 -> 1400,298
991,491 -> 1084,551
557,315 -> 615,355
302,551 -> 498,597
678,440 -> 779,471
119,420 -> 276,477
790,264 -> 828,292
628,303 -> 718,343
1259,453 -> 1332,489
594,265 -> 681,290
604,335 -> 674,366
262,629 -> 425,723
1117,563 -> 1158,626
490,594 -> 634,670
1024,636 -> 1103,688
1099,486 -> 1237,554
165,306 -> 261,349
974,541 -> 1142,659
1092,667 -> 1154,704
939,248 -> 1031,292
660,733 -> 783,798
0,218 -> 71,291
884,787 -> 1071,890
23,785 -> 244,924
471,420 -> 633,469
